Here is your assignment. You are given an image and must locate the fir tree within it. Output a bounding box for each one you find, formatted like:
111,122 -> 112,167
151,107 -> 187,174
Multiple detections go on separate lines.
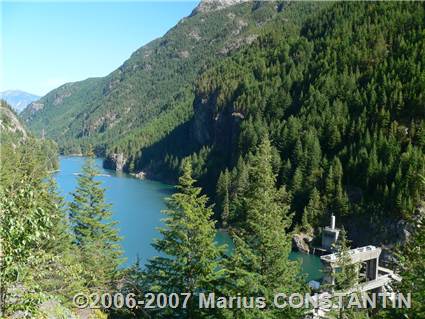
326,158 -> 349,217
37,178 -> 87,306
69,153 -> 123,292
224,138 -> 305,318
303,187 -> 324,227
146,161 -> 225,319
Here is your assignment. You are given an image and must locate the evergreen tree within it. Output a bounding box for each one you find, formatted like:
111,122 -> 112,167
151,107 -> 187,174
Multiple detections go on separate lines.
326,158 -> 349,217
69,153 -> 123,292
303,187 -> 324,228
224,138 -> 305,318
36,178 -> 87,306
231,156 -> 250,224
146,161 -> 224,319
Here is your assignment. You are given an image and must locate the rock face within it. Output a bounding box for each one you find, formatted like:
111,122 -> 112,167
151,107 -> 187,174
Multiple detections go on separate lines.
192,89 -> 243,164
292,233 -> 312,254
103,153 -> 127,171
192,94 -> 216,145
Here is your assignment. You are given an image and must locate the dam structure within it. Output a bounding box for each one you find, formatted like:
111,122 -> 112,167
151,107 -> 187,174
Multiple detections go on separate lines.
305,216 -> 402,319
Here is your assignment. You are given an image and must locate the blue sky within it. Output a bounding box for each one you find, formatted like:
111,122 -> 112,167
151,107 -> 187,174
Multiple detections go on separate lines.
1,1 -> 198,96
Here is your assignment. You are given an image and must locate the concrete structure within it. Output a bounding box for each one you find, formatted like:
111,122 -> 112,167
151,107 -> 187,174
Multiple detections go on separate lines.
320,245 -> 381,285
308,246 -> 402,319
321,215 -> 340,252
320,245 -> 401,292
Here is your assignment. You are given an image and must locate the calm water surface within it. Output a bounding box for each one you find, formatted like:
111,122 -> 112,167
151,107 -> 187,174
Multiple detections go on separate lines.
56,156 -> 323,281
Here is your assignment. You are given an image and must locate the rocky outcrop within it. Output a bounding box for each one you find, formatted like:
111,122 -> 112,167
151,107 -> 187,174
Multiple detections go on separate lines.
292,233 -> 313,254
103,153 -> 127,171
192,90 -> 244,163
219,34 -> 258,55
131,171 -> 146,180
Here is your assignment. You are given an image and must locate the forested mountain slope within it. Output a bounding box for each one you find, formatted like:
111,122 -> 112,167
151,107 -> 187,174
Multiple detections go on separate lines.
117,1 -> 425,243
22,1 -> 316,155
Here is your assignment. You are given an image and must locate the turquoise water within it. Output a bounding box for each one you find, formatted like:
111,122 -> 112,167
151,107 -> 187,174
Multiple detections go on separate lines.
216,229 -> 323,281
289,251 -> 324,282
56,156 -> 323,280
56,156 -> 173,266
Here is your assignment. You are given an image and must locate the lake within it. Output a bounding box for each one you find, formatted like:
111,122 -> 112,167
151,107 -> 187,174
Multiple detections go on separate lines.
55,156 -> 323,281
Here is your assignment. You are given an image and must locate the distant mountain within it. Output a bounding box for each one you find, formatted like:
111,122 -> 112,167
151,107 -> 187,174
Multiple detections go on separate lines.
0,90 -> 40,113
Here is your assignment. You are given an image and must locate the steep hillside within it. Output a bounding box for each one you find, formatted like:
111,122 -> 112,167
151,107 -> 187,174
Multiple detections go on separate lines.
0,90 -> 39,113
22,1 -> 315,155
119,2 -> 425,245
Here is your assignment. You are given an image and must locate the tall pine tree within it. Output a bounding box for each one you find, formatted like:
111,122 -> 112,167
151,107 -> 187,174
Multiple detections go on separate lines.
224,138 -> 305,318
